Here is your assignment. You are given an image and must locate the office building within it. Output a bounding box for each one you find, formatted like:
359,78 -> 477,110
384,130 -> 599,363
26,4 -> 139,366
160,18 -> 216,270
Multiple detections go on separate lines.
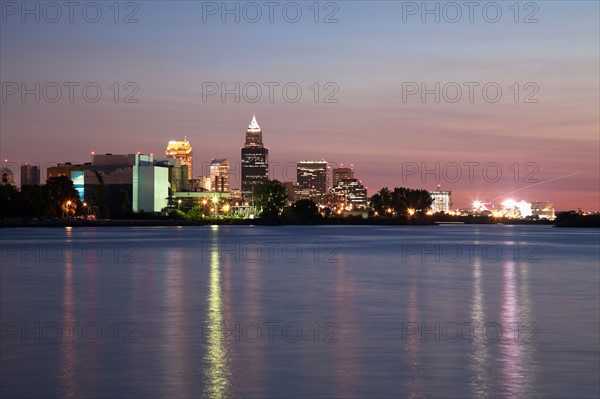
165,137 -> 193,179
331,178 -> 368,210
297,160 -> 328,195
154,158 -> 189,193
210,159 -> 229,192
241,115 -> 268,197
333,166 -> 353,187
20,164 -> 40,186
430,186 -> 452,213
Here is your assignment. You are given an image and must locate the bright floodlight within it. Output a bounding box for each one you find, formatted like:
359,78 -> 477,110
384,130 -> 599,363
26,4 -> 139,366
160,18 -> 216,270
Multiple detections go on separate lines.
502,199 -> 517,208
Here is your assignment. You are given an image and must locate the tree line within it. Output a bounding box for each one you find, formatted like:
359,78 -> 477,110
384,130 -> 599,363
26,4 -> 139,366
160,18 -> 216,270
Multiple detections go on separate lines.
0,176 -> 81,218
369,187 -> 433,217
0,177 -> 433,222
251,180 -> 433,223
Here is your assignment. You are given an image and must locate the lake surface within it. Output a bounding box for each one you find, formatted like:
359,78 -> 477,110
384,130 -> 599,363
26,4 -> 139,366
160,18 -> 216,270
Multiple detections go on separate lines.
1,225 -> 599,398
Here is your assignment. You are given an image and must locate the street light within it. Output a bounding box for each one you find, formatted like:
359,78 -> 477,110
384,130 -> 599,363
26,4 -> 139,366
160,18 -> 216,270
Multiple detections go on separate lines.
212,196 -> 218,218
64,200 -> 73,218
177,199 -> 182,211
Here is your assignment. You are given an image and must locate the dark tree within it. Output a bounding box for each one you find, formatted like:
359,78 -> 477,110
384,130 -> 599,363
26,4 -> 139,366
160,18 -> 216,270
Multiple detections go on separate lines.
44,176 -> 80,217
20,185 -> 50,217
253,179 -> 288,223
0,185 -> 20,218
370,186 -> 433,217
284,199 -> 322,223
405,189 -> 433,215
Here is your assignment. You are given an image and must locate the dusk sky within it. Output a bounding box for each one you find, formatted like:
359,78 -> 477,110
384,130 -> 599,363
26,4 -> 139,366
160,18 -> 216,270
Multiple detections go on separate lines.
1,1 -> 598,210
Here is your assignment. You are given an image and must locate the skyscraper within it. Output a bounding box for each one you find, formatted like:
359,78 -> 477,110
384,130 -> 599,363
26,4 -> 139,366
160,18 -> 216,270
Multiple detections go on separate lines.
331,178 -> 368,210
297,160 -> 328,195
165,137 -> 193,179
241,115 -> 268,197
332,166 -> 354,187
210,159 -> 229,192
21,164 -> 40,186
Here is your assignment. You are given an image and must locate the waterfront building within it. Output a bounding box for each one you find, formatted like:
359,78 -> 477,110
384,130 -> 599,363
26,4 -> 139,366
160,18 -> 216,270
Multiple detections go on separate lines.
530,201 -> 556,219
430,186 -> 452,213
47,154 -> 169,214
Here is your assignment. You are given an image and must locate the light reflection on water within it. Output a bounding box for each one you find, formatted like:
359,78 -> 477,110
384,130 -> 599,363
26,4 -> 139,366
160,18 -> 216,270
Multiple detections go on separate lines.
204,226 -> 231,399
0,225 -> 598,399
469,259 -> 490,399
59,253 -> 77,399
500,260 -> 526,397
404,268 -> 426,399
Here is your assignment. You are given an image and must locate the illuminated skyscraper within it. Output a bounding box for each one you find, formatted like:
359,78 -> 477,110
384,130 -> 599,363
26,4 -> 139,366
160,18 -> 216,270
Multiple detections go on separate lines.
210,159 -> 229,192
165,137 -> 193,179
297,160 -> 328,195
241,115 -> 268,197
331,178 -> 368,209
333,166 -> 354,187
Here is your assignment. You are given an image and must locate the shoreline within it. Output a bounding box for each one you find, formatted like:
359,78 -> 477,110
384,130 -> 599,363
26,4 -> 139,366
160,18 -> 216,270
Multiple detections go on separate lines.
0,217 -> 564,228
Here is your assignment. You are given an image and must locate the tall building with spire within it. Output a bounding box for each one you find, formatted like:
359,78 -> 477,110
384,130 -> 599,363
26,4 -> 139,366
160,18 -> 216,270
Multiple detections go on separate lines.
165,137 -> 192,179
241,115 -> 268,197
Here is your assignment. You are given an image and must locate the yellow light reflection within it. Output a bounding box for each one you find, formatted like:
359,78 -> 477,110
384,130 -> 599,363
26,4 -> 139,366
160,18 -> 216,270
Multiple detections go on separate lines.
204,235 -> 230,398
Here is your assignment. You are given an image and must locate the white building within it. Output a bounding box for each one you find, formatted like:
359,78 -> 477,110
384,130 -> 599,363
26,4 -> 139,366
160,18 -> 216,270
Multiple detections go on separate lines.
430,186 -> 452,213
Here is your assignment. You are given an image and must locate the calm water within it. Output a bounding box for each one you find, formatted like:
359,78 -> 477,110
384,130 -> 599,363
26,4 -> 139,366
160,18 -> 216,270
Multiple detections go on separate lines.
1,225 -> 599,399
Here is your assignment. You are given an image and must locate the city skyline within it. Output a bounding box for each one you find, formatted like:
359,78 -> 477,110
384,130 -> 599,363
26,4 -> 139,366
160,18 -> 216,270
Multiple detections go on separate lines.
1,2 -> 598,210
1,110 -> 594,211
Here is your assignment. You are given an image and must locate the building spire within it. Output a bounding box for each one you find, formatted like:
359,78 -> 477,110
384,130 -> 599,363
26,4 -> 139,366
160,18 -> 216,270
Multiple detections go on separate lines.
248,114 -> 261,132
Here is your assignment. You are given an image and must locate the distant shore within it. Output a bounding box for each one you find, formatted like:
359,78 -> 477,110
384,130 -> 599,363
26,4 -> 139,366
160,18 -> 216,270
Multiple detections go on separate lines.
0,216 -> 572,228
